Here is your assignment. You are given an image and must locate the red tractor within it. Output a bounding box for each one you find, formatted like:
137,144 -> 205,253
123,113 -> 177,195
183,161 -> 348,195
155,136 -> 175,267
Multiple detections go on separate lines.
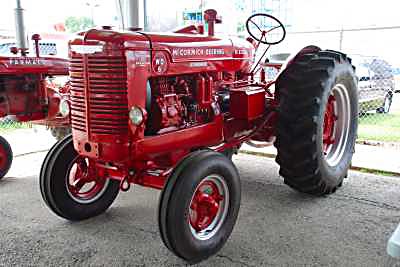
40,10 -> 358,263
0,34 -> 70,179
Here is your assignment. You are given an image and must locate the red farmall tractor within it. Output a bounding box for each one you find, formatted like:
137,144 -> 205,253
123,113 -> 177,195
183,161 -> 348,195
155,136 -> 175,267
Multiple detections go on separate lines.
40,10 -> 358,263
0,34 -> 70,179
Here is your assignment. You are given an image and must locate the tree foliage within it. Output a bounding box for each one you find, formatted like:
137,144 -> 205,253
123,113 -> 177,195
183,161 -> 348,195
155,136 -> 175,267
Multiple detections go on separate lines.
65,16 -> 95,33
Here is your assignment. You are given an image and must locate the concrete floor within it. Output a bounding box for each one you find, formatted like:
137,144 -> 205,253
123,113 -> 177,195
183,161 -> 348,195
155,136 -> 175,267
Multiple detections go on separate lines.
1,152 -> 400,266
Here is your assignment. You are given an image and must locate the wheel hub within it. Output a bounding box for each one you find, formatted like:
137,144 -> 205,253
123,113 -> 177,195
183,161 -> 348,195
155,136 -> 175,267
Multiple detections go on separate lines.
188,176 -> 229,240
66,156 -> 108,204
0,145 -> 7,170
323,95 -> 337,153
190,181 -> 222,231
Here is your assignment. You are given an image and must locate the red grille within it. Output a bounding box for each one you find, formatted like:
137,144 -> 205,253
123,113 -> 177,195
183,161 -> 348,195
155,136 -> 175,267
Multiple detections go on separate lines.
69,54 -> 128,135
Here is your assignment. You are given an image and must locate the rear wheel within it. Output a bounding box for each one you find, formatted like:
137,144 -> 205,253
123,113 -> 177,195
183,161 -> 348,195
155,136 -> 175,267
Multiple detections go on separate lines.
0,136 -> 12,180
158,151 -> 241,263
275,49 -> 358,195
40,136 -> 120,220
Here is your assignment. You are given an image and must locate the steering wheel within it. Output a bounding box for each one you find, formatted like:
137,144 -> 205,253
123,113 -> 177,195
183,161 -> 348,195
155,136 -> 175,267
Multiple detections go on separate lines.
246,13 -> 286,45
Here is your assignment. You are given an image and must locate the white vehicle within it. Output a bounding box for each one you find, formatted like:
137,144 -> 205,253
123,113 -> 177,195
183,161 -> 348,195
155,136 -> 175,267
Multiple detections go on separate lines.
0,33 -> 69,58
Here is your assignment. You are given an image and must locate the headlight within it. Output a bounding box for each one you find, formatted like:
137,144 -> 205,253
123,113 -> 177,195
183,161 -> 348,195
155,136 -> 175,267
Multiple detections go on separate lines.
129,106 -> 144,126
59,99 -> 70,117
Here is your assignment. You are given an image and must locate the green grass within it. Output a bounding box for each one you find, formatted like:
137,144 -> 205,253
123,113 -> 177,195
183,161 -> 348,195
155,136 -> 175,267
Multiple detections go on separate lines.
356,167 -> 400,177
358,113 -> 400,142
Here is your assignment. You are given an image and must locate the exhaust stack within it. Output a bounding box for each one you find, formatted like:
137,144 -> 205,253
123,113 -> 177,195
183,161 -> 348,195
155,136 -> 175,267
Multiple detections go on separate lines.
14,0 -> 29,54
117,0 -> 144,30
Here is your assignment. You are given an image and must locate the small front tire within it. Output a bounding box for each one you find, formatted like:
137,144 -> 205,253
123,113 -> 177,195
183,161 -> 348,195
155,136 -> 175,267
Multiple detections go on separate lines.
158,150 -> 241,263
0,136 -> 12,180
40,136 -> 120,221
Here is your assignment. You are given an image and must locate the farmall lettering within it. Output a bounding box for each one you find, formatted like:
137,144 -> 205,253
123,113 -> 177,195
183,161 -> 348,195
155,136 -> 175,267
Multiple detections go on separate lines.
8,57 -> 43,66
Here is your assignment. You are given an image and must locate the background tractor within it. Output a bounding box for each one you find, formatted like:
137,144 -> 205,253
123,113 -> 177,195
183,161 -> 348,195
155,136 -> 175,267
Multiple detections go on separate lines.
0,0 -> 70,180
0,36 -> 71,179
40,9 -> 358,263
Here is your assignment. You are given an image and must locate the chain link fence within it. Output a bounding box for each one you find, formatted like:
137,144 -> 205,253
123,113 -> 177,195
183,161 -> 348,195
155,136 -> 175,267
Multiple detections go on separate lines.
266,27 -> 400,144
0,117 -> 32,129
354,55 -> 400,143
0,117 -> 69,142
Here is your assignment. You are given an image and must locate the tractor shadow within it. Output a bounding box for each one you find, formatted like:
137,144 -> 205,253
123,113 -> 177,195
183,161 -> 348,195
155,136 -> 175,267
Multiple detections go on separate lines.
0,175 -> 33,187
62,187 -> 161,236
0,176 -> 19,185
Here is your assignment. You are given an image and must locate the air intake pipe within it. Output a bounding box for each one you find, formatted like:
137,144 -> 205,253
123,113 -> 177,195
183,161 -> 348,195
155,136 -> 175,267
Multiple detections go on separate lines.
14,0 -> 29,55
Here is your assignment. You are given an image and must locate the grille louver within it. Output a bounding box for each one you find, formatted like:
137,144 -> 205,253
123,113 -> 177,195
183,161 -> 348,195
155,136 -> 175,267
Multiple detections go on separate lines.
69,54 -> 128,135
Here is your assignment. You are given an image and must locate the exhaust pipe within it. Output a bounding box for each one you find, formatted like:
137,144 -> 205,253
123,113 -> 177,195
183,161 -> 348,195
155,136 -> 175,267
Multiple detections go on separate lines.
117,0 -> 144,30
14,0 -> 28,54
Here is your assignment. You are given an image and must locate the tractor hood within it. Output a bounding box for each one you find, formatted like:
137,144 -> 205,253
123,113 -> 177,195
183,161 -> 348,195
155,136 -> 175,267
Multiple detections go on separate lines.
69,28 -> 253,63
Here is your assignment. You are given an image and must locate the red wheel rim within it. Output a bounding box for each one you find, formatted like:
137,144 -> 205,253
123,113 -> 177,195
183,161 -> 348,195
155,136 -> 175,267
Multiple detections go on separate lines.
190,181 -> 221,231
189,175 -> 229,240
322,84 -> 352,166
323,95 -> 337,153
66,156 -> 108,204
0,143 -> 8,170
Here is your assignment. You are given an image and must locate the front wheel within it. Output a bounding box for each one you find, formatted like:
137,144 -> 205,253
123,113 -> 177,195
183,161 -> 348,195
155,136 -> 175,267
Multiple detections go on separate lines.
275,49 -> 358,195
40,136 -> 120,220
158,150 -> 241,263
0,136 -> 12,180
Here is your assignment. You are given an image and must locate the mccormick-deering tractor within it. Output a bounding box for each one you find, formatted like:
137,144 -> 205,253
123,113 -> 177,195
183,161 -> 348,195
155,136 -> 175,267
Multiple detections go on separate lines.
40,10 -> 358,263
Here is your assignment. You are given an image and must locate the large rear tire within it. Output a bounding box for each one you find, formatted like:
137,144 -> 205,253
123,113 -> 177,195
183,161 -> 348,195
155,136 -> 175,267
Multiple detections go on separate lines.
40,136 -> 120,220
274,49 -> 358,195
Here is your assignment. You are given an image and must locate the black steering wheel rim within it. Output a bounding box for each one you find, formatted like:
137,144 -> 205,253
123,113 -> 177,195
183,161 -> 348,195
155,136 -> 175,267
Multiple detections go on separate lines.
246,13 -> 286,45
